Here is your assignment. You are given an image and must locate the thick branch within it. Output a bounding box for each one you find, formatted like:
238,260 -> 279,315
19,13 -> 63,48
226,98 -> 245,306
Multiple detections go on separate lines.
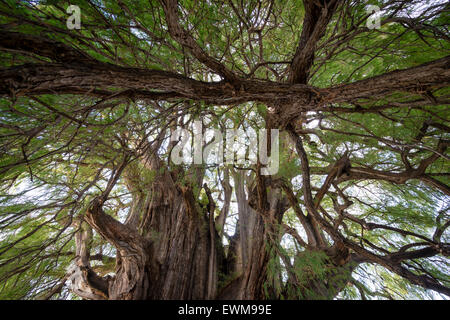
325,56 -> 450,103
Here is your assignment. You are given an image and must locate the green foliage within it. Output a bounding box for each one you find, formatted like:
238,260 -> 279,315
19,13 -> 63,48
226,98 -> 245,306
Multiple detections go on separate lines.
0,0 -> 448,300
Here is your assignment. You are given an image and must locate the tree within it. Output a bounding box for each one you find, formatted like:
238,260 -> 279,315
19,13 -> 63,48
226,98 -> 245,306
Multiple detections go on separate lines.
0,0 -> 448,300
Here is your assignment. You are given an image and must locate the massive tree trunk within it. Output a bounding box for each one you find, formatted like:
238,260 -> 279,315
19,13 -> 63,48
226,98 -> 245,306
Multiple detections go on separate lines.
136,172 -> 218,299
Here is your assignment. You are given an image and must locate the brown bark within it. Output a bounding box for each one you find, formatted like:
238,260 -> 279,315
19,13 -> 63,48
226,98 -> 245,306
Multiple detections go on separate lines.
0,31 -> 448,114
74,151 -> 224,299
137,174 -> 219,299
289,0 -> 339,84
